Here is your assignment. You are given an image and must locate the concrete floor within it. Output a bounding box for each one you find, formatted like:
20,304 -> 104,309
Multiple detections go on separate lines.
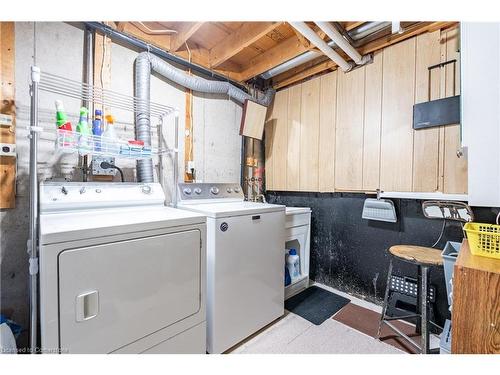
230,283 -> 439,354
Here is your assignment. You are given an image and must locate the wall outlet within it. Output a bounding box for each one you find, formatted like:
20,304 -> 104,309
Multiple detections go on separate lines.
0,143 -> 16,157
91,156 -> 117,176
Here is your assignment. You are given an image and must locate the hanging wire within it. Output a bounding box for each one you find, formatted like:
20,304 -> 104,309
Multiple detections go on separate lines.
431,219 -> 447,248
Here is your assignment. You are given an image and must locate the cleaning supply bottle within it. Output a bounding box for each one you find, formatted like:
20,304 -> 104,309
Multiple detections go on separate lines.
102,114 -> 119,153
92,109 -> 103,151
76,107 -> 92,150
286,249 -> 300,283
55,100 -> 72,131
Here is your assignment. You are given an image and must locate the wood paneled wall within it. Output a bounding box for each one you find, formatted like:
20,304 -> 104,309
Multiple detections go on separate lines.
265,27 -> 467,194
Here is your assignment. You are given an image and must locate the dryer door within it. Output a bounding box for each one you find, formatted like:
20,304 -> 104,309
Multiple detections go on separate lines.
58,230 -> 201,353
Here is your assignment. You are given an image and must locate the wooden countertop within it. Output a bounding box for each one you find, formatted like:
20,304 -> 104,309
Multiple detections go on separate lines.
457,239 -> 500,274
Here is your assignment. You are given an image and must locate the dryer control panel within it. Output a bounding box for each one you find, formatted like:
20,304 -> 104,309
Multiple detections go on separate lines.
40,182 -> 165,213
178,183 -> 244,201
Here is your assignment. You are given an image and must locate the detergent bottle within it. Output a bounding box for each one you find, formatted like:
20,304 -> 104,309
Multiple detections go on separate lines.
102,114 -> 120,153
286,249 -> 300,283
92,109 -> 103,151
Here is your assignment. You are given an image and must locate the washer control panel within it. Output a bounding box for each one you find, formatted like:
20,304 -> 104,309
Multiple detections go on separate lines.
178,183 -> 243,200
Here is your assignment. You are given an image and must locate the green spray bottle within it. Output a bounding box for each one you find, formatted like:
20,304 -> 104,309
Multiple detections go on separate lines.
76,107 -> 92,150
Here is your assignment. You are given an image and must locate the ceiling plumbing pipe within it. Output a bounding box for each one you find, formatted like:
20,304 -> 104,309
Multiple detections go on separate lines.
83,22 -> 248,91
260,22 -> 389,79
289,22 -> 352,72
315,22 -> 372,65
134,52 -> 275,182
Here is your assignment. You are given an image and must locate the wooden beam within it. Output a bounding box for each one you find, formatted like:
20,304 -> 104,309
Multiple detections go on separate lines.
116,22 -> 172,51
0,22 -> 16,209
236,35 -> 311,81
93,31 -> 112,113
209,22 -> 280,68
170,22 -> 204,52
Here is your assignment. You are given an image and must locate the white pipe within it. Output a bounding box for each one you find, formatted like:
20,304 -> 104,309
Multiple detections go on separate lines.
315,22 -> 370,65
289,22 -> 352,72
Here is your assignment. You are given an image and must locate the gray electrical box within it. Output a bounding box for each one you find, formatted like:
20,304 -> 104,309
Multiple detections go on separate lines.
91,156 -> 117,176
413,95 -> 460,130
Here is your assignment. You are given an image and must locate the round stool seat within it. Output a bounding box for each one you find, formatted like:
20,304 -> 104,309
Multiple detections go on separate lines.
389,245 -> 443,266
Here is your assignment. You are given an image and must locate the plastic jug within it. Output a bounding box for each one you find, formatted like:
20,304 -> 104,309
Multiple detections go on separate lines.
286,248 -> 300,282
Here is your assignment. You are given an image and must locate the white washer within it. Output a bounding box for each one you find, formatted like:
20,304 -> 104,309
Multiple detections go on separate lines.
39,181 -> 206,354
177,183 -> 285,353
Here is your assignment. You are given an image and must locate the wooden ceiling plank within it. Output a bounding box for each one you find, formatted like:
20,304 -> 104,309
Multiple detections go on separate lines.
209,22 -> 280,68
171,22 -> 204,52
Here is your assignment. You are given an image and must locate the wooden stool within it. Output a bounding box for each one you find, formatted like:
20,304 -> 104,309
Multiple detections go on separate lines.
377,245 -> 443,354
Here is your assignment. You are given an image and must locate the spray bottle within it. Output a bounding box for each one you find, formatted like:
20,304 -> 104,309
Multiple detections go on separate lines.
76,107 -> 92,150
55,100 -> 72,131
103,114 -> 120,153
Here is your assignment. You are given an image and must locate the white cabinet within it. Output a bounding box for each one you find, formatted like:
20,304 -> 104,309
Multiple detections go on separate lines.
461,23 -> 500,207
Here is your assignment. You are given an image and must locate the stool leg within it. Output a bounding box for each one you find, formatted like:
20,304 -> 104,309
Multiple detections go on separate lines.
420,266 -> 430,354
415,266 -> 422,335
377,258 -> 393,338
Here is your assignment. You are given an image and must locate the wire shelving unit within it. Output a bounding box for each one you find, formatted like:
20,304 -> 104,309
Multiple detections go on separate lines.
27,66 -> 179,352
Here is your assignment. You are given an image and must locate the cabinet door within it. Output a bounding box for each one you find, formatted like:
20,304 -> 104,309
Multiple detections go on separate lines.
335,66 -> 365,190
286,84 -> 302,191
319,71 -> 337,192
442,27 -> 467,194
380,38 -> 416,192
58,230 -> 201,353
299,79 -> 320,191
413,31 -> 441,192
363,51 -> 383,190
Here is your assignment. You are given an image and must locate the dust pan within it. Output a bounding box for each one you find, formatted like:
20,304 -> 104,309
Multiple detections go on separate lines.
362,191 -> 397,223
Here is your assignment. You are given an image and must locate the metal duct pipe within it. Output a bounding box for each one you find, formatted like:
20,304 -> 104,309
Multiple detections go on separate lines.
134,52 -> 275,182
289,22 -> 352,72
315,22 -> 371,65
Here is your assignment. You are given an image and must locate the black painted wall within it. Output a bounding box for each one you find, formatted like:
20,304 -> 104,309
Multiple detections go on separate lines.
266,191 -> 498,326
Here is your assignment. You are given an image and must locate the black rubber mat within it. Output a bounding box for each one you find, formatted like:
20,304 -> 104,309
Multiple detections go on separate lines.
285,286 -> 351,325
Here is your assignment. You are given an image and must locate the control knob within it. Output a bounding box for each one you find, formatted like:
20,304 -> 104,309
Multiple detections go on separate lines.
183,188 -> 192,195
194,188 -> 202,195
210,186 -> 220,195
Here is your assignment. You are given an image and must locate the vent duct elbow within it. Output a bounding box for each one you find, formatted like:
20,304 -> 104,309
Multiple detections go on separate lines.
134,52 -> 275,182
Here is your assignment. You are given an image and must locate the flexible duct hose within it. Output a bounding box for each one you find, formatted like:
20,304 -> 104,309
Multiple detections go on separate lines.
134,52 -> 275,182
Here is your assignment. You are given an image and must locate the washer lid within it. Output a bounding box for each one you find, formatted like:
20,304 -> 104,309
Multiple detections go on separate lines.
40,206 -> 206,244
177,201 -> 285,218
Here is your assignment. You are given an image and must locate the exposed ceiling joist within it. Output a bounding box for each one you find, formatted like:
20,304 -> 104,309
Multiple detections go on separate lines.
235,35 -> 312,82
209,22 -> 280,68
116,21 -> 172,51
170,22 -> 204,52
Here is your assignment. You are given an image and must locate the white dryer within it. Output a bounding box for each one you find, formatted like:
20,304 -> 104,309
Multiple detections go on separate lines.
38,182 -> 206,354
177,183 -> 285,353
